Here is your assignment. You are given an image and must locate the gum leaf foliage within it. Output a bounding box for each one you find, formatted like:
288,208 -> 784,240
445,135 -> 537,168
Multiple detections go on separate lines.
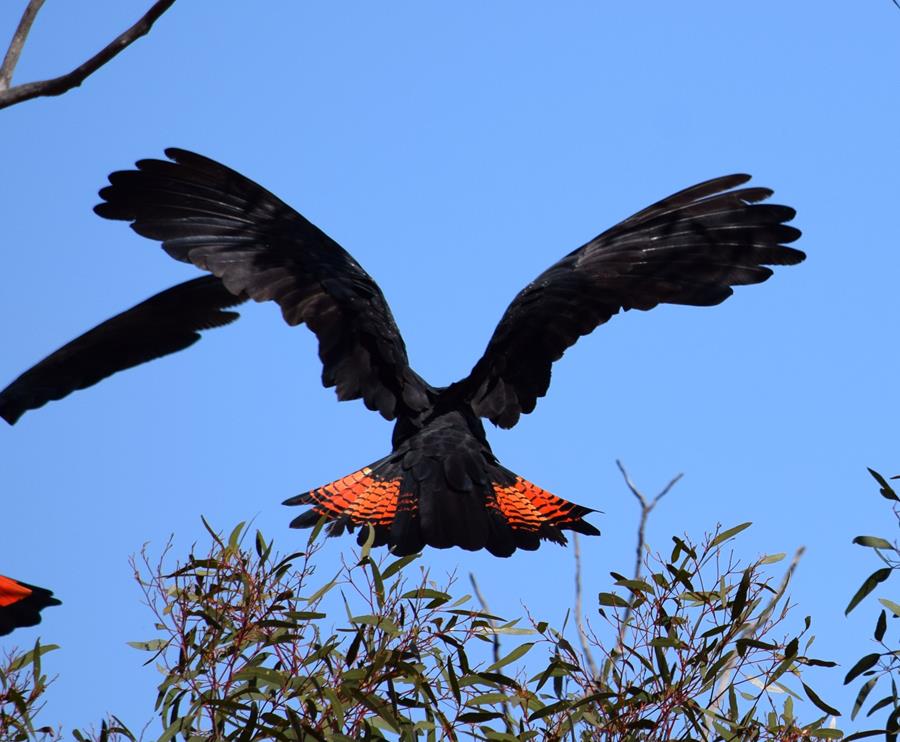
843,469 -> 900,741
2,520 -> 846,740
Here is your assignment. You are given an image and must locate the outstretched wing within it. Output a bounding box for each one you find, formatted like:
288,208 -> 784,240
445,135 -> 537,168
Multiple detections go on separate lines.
0,276 -> 245,425
0,575 -> 61,636
454,175 -> 804,428
94,149 -> 431,420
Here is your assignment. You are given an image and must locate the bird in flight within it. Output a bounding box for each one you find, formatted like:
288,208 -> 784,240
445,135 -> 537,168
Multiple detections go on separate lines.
0,575 -> 60,636
0,150 -> 803,557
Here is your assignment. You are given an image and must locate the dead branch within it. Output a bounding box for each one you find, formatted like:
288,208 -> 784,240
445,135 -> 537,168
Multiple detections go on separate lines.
616,459 -> 683,588
573,533 -> 600,678
469,572 -> 500,666
0,0 -> 45,91
602,461 -> 683,683
0,0 -> 177,111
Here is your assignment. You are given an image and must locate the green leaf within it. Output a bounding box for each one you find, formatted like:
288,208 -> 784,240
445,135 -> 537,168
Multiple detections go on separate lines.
458,711 -> 504,723
369,558 -> 385,607
285,610 -> 327,621
760,552 -> 786,565
844,732 -> 890,741
400,588 -> 451,603
731,568 -> 751,621
476,671 -> 519,689
735,638 -> 776,656
446,655 -> 461,704
854,536 -> 895,550
227,521 -> 245,549
8,642 -> 60,672
654,645 -> 671,686
729,685 -> 739,721
783,694 -> 794,723
869,468 -> 899,501
358,524 -> 376,560
598,592 -> 629,608
528,699 -> 571,722
784,637 -> 799,659
350,614 -> 400,634
876,610 -> 887,642
467,692 -> 510,706
802,681 -> 841,716
322,687 -> 345,728
879,598 -> 900,617
846,568 -> 892,615
307,514 -> 328,546
614,578 -> 653,593
867,694 -> 896,716
844,653 -> 881,684
382,553 -> 418,579
851,678 -> 877,721
347,688 -> 401,733
700,624 -> 729,639
486,642 -> 534,672
649,637 -> 686,649
126,639 -> 166,652
710,522 -> 752,547
304,575 -> 339,604
671,536 -> 696,560
345,627 -> 364,667
811,730 -> 843,740
488,626 -> 537,636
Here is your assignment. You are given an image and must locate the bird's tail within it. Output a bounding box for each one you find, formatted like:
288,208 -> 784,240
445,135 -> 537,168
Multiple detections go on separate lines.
0,575 -> 61,636
284,455 -> 600,557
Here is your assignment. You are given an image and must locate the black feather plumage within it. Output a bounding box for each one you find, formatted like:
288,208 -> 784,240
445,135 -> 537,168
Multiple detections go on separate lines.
0,151 -> 804,556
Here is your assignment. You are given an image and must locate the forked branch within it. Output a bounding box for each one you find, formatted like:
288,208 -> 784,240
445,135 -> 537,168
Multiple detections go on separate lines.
616,458 -> 683,586
573,461 -> 683,683
0,0 -> 177,110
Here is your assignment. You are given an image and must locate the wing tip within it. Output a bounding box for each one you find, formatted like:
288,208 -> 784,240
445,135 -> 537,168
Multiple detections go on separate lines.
0,404 -> 22,425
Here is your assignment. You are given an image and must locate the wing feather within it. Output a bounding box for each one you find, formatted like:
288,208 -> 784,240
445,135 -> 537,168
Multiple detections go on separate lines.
0,276 -> 245,425
455,175 -> 805,428
94,149 -> 431,420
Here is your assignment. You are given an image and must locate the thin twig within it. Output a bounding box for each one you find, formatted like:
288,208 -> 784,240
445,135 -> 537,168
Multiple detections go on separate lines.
615,460 -> 682,636
602,461 -> 682,684
0,0 -> 177,110
469,573 -> 500,667
573,533 -> 600,678
705,546 -> 805,738
0,0 -> 45,90
616,459 -> 683,588
470,571 -> 515,734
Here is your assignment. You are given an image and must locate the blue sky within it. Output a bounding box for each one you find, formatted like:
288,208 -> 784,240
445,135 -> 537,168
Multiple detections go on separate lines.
1,0 -> 899,731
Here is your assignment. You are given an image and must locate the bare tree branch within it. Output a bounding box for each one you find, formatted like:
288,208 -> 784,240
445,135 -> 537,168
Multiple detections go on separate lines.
0,0 -> 177,111
601,460 -> 682,685
572,533 -> 600,679
0,0 -> 45,91
616,459 -> 683,587
469,572 -> 500,666
469,571 -> 515,735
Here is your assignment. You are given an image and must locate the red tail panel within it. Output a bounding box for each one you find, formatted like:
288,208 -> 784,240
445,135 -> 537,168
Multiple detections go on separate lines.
304,467 -> 402,526
0,575 -> 32,607
491,476 -> 590,531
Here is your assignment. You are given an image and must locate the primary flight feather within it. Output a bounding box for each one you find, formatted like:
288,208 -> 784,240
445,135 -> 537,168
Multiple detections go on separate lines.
0,150 -> 804,556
